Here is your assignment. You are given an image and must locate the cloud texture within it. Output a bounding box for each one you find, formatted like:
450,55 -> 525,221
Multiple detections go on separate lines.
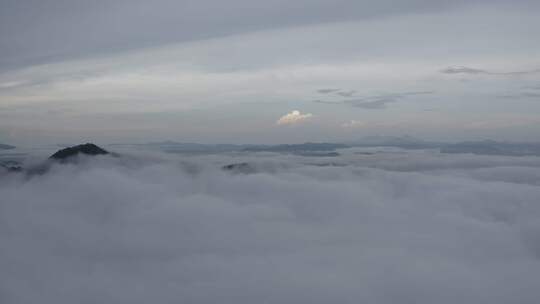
1,149 -> 540,303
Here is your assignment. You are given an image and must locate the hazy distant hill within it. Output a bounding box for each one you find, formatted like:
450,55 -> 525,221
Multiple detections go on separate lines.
112,139 -> 540,157
243,142 -> 348,153
350,136 -> 443,149
117,141 -> 348,155
440,140 -> 540,156
145,142 -> 250,153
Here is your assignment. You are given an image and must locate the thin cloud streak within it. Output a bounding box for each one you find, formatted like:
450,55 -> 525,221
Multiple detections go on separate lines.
317,89 -> 340,94
314,91 -> 434,109
441,66 -> 540,76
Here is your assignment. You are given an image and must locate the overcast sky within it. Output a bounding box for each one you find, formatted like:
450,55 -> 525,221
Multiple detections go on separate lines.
1,0 -> 540,145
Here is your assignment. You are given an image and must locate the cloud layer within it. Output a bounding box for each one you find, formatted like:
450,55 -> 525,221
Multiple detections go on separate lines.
1,149 -> 540,303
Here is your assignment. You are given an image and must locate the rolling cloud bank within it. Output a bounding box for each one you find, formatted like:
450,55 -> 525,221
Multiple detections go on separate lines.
1,146 -> 540,303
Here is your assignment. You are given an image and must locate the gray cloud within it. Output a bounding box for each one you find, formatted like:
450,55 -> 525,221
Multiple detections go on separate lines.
441,66 -> 488,75
312,99 -> 341,104
496,69 -> 540,76
523,84 -> 540,90
2,148 -> 540,303
317,89 -> 340,94
498,92 -> 540,99
345,96 -> 398,109
336,90 -> 356,97
441,66 -> 540,76
498,85 -> 540,99
315,91 -> 433,109
316,89 -> 356,97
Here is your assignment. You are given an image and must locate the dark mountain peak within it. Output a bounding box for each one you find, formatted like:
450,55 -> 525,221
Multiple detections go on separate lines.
222,162 -> 257,174
49,143 -> 109,160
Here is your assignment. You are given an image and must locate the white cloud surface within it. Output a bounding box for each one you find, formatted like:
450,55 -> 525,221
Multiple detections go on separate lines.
276,110 -> 313,125
1,148 -> 540,303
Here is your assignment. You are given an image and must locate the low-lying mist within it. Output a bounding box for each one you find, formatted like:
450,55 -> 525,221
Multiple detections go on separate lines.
1,148 -> 540,303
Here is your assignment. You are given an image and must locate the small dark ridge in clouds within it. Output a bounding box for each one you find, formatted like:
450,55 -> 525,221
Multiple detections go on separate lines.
441,66 -> 540,76
222,162 -> 257,174
314,91 -> 433,109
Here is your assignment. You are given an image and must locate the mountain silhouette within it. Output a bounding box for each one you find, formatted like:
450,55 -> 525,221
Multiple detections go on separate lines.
49,143 -> 109,160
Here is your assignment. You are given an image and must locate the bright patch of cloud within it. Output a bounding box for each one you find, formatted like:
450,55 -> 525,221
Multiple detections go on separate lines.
276,110 -> 313,125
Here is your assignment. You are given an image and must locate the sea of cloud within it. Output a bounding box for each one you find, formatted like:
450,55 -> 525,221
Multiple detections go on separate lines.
1,147 -> 540,303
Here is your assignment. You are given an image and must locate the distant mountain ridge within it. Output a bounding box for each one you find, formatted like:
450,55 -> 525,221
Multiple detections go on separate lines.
243,142 -> 348,153
114,138 -> 540,156
117,141 -> 348,155
350,135 -> 443,149
440,140 -> 540,156
351,137 -> 540,156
